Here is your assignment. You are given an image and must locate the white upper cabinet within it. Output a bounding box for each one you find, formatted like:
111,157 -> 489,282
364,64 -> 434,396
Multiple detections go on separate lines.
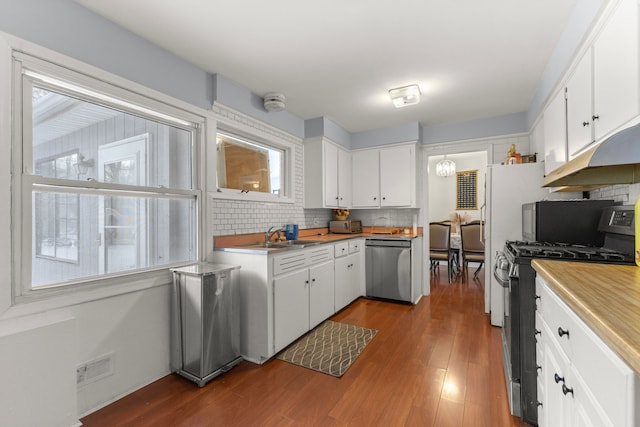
543,88 -> 568,175
566,49 -> 594,159
351,149 -> 380,208
592,0 -> 639,141
352,143 -> 416,208
565,0 -> 639,159
304,138 -> 351,208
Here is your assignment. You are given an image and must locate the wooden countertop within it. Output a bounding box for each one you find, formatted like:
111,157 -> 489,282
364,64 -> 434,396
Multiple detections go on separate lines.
214,227 -> 422,250
532,260 -> 640,376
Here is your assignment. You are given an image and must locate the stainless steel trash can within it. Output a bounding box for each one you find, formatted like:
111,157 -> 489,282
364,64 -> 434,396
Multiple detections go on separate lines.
170,263 -> 242,387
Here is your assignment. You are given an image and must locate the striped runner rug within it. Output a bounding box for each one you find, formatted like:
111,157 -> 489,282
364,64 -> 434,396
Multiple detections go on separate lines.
277,320 -> 377,377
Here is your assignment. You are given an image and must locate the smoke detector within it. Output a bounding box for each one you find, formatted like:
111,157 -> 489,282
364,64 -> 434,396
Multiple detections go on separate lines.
263,92 -> 286,112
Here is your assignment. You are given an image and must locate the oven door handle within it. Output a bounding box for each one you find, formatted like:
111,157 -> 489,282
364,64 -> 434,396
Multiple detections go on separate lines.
493,266 -> 510,288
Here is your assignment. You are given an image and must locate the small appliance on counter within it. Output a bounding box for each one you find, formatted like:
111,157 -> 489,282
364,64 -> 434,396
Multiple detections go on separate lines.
284,224 -> 298,240
329,219 -> 362,234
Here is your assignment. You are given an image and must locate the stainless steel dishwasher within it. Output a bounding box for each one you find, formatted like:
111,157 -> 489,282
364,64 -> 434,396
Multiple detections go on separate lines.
365,238 -> 412,303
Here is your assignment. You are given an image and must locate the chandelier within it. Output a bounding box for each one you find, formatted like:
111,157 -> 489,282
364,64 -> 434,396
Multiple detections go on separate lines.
436,156 -> 456,177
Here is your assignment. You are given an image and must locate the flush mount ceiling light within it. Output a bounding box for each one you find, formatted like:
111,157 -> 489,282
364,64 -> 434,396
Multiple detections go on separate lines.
388,84 -> 421,108
263,92 -> 286,112
436,156 -> 456,177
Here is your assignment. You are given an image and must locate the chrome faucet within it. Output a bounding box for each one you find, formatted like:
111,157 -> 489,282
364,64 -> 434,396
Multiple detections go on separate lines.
265,226 -> 283,244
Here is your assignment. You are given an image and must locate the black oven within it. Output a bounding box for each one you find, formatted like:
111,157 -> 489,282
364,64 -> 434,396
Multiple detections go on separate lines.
501,204 -> 635,426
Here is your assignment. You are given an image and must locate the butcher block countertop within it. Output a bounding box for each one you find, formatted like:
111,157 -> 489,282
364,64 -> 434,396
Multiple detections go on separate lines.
532,259 -> 640,376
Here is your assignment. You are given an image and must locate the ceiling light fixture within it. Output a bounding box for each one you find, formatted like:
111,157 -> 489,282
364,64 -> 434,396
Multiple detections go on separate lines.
436,156 -> 456,177
388,84 -> 421,108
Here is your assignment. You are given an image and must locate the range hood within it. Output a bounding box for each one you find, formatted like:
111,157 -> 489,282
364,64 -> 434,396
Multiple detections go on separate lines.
543,122 -> 640,188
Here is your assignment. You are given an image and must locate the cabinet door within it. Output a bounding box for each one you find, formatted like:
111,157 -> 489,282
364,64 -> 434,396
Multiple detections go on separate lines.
543,89 -> 568,175
566,50 -> 593,159
274,269 -> 309,353
334,256 -> 351,311
593,0 -> 639,140
337,147 -> 351,208
351,150 -> 380,208
347,253 -> 362,303
380,145 -> 413,207
542,322 -> 573,427
323,142 -> 339,207
309,261 -> 335,328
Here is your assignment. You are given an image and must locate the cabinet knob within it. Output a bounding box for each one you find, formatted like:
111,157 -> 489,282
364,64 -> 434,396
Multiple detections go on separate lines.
537,401 -> 543,407
373,197 -> 377,200
382,196 -> 386,200
536,365 -> 542,372
535,329 -> 541,336
592,114 -> 600,121
582,121 -> 590,127
335,197 -> 339,200
562,384 -> 574,396
557,327 -> 570,338
535,295 -> 541,300
554,373 -> 564,384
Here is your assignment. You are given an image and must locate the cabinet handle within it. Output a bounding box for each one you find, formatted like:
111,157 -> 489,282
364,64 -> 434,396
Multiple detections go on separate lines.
554,373 -> 564,384
562,384 -> 574,396
582,121 -> 590,127
557,327 -> 570,338
592,114 -> 600,121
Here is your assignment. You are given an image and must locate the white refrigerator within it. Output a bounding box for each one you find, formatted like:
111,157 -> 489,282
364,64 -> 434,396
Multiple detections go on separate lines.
484,162 -> 550,326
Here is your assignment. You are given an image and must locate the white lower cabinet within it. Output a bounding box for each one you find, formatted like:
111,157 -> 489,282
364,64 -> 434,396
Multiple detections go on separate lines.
536,276 -> 638,427
334,239 -> 363,311
274,269 -> 310,353
214,240 -> 367,364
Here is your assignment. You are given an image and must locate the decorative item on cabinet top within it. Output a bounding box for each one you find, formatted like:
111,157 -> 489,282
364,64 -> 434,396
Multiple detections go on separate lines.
334,208 -> 350,221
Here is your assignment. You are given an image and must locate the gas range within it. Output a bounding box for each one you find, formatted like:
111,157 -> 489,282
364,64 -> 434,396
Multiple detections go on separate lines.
505,240 -> 635,265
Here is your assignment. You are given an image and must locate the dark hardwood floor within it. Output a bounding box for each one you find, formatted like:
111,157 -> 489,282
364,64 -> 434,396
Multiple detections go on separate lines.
81,265 -> 529,426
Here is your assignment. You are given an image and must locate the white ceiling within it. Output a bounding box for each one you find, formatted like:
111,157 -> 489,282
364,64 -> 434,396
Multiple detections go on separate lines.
72,0 -> 577,133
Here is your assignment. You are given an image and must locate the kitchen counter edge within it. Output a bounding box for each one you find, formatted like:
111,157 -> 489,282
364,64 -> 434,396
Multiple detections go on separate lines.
532,259 -> 640,376
215,232 -> 422,254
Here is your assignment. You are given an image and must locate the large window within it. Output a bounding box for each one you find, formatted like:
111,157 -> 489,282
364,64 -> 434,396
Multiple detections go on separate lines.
14,53 -> 203,291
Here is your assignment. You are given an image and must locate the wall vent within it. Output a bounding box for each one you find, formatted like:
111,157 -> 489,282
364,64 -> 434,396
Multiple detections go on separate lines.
77,352 -> 114,386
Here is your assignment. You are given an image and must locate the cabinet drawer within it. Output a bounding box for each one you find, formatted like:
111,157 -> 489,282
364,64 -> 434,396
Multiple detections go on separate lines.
348,239 -> 361,254
334,242 -> 349,258
273,251 -> 307,276
537,277 -> 578,358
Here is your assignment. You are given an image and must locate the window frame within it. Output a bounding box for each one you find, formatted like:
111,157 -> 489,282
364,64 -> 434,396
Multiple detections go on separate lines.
11,50 -> 210,302
212,111 -> 296,204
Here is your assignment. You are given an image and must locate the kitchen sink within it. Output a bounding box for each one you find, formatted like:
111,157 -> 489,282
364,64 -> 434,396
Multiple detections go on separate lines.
245,240 -> 323,249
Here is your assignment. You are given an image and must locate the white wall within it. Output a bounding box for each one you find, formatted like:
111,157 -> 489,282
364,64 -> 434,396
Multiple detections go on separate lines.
428,152 -> 488,224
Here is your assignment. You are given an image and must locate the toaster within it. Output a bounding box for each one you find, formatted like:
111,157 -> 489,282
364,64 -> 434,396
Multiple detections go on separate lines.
329,220 -> 362,234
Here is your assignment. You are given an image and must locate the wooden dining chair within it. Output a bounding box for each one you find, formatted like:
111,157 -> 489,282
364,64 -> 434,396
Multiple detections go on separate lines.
460,221 -> 485,279
429,222 -> 454,283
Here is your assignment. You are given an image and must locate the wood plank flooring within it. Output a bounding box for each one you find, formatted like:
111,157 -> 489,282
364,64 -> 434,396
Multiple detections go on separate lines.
81,266 -> 529,426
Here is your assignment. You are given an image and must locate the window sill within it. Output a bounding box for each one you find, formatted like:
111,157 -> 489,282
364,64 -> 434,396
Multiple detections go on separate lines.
3,268 -> 178,321
210,189 -> 295,204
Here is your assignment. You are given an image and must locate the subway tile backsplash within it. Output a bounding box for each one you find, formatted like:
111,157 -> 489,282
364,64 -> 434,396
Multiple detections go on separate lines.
590,182 -> 640,204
